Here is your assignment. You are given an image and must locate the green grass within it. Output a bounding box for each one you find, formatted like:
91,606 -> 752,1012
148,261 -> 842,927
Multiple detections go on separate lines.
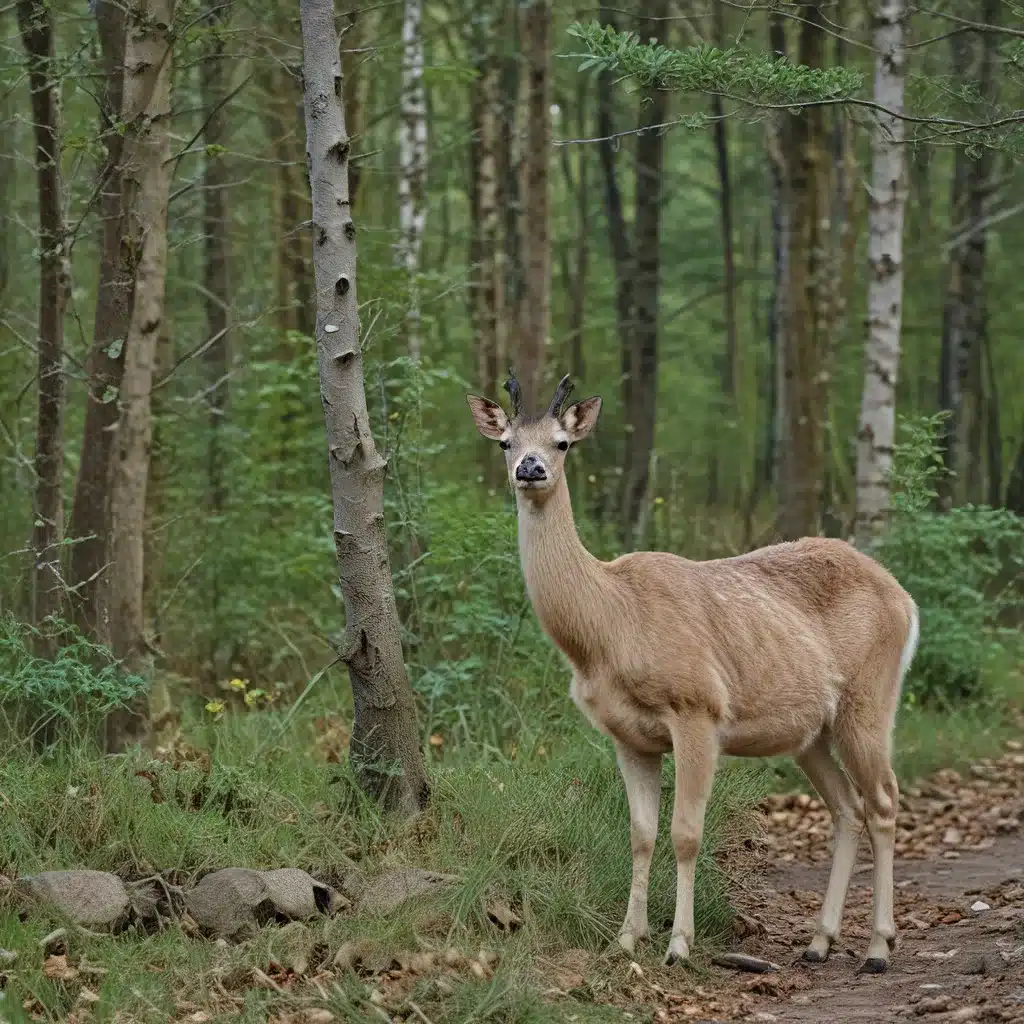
0,703 -> 766,1022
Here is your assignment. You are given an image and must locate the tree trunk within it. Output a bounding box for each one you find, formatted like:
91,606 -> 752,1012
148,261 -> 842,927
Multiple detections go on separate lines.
18,0 -> 70,647
515,0 -> 551,411
596,56 -> 634,420
398,0 -> 427,361
68,0 -> 131,643
265,59 -> 314,339
854,0 -> 907,547
473,56 -> 506,405
559,70 -> 588,382
201,1 -> 232,678
568,140 -> 588,383
499,6 -> 522,332
340,4 -> 368,207
620,1 -> 669,549
105,0 -> 176,750
938,0 -> 999,508
708,0 -> 739,509
299,0 -> 429,816
766,13 -> 788,495
1007,421 -> 1024,516
775,5 -> 830,541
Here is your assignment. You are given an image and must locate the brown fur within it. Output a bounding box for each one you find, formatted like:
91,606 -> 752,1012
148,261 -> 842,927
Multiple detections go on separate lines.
467,383 -> 918,971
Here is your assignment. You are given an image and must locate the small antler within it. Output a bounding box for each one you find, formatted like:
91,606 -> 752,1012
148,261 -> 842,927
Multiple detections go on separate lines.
548,374 -> 574,418
503,368 -> 523,418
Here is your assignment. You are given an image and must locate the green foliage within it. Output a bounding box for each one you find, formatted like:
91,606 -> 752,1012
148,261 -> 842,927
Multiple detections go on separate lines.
873,414 -> 1024,705
565,21 -> 862,102
0,615 -> 147,747
0,703 -> 767,1017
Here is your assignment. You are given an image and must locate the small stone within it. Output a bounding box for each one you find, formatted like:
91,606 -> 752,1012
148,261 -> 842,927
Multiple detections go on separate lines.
971,901 -> 990,912
0,949 -> 17,966
324,324 -> 339,333
942,827 -> 962,846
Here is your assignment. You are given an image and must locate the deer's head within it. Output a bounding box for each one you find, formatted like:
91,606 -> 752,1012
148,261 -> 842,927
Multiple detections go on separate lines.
467,371 -> 602,500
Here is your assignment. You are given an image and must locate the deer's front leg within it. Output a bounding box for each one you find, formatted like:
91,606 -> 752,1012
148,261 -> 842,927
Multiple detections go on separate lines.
664,714 -> 718,965
615,743 -> 663,955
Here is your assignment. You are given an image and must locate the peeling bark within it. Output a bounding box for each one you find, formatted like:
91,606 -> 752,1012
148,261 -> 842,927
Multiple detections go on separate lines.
105,0 -> 176,749
398,0 -> 427,361
18,0 -> 70,646
300,0 -> 428,816
855,0 -> 907,547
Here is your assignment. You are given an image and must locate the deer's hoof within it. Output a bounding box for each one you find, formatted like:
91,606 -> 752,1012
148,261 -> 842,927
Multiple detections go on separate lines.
663,935 -> 691,966
857,957 -> 888,975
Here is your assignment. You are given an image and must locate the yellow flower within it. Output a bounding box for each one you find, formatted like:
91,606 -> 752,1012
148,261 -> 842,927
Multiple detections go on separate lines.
244,688 -> 266,707
205,700 -> 225,714
228,678 -> 247,690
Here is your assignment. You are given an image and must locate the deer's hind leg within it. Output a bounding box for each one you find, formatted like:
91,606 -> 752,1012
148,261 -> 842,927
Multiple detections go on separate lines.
795,732 -> 865,963
833,709 -> 900,974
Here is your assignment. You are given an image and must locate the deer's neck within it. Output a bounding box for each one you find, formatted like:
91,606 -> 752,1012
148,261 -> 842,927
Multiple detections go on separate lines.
517,478 -> 612,672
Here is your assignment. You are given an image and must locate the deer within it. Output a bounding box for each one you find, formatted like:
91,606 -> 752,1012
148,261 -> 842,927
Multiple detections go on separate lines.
467,371 -> 919,975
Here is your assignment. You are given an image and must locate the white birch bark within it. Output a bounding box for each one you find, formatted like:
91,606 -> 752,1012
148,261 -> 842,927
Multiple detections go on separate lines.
398,0 -> 427,361
855,0 -> 907,547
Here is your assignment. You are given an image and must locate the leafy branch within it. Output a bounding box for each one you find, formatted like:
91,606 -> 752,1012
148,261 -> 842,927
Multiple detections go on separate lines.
564,20 -> 1024,151
564,21 -> 862,104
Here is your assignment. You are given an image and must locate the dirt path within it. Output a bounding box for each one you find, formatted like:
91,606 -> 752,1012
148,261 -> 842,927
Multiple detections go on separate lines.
688,751 -> 1024,1023
723,831 -> 1024,1023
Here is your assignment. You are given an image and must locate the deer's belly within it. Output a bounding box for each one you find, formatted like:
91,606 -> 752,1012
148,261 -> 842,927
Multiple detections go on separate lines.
569,675 -> 672,754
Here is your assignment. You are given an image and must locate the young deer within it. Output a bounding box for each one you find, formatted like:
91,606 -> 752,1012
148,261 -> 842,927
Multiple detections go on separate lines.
467,372 -> 918,975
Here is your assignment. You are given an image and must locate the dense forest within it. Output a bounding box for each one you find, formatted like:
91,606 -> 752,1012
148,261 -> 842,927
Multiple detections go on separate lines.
1,0 -> 1023,760
1,1 -> 1024,1020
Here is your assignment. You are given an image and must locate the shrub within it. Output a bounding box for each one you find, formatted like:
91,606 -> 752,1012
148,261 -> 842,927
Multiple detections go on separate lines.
872,414 -> 1024,704
0,615 -> 147,748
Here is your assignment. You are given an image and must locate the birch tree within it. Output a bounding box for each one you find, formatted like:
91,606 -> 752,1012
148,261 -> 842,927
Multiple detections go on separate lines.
106,0 -> 176,748
854,0 -> 907,547
398,0 -> 427,361
17,0 -> 70,645
299,0 -> 429,815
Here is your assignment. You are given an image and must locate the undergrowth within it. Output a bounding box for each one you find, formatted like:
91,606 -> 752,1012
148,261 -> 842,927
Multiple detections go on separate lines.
0,672 -> 766,1021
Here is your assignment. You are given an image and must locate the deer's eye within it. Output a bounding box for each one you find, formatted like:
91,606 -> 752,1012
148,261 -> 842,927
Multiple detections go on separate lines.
557,440 -> 569,451
499,440 -> 510,451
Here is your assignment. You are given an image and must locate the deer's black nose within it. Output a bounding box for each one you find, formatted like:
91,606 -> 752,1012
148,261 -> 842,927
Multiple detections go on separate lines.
515,454 -> 547,482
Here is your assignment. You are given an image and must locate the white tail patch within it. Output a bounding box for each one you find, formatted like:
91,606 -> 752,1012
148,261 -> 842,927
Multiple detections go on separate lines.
898,602 -> 920,687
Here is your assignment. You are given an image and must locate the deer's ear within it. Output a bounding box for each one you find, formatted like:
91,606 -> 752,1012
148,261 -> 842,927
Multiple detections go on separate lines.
466,395 -> 509,440
562,396 -> 602,442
